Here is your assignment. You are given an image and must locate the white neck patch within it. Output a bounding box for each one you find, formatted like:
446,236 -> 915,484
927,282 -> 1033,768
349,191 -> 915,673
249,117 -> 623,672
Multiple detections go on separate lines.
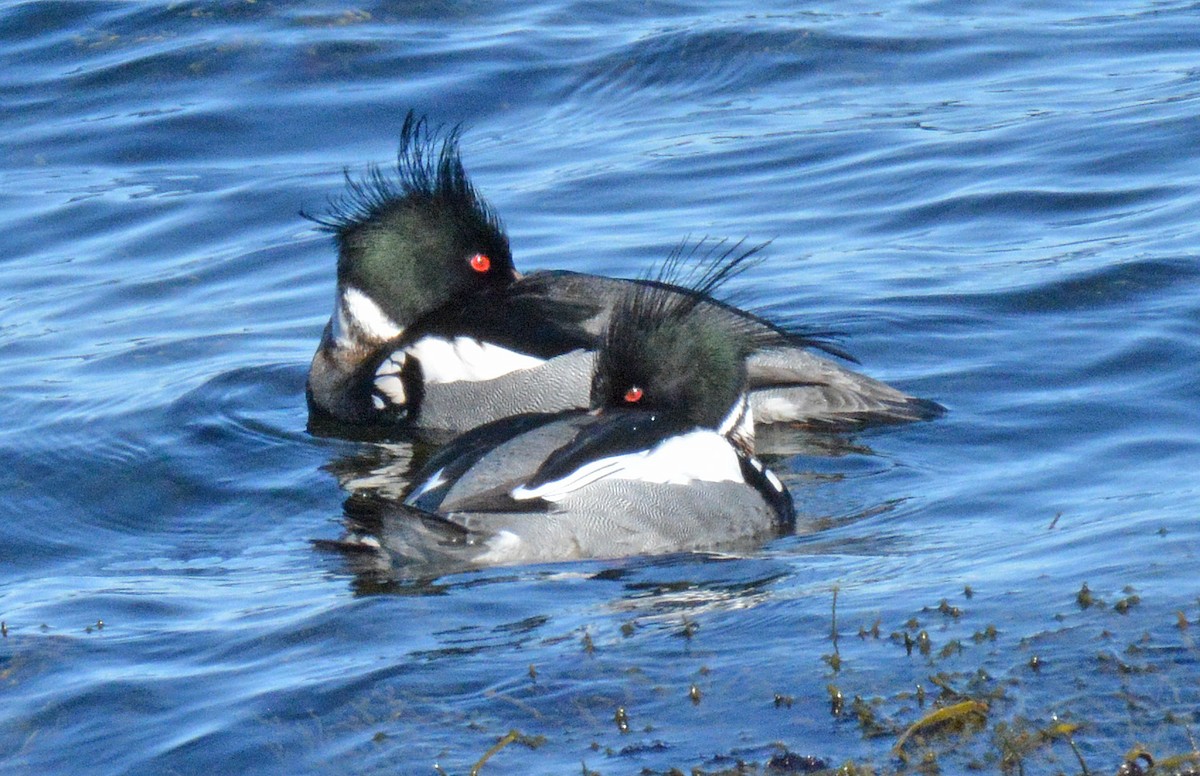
405,336 -> 545,384
511,429 -> 743,503
718,395 -> 751,436
718,394 -> 755,453
333,286 -> 403,347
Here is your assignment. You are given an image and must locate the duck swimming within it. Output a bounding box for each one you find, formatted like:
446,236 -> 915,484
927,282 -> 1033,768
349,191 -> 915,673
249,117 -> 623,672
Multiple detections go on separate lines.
306,113 -> 943,437
359,246 -> 797,569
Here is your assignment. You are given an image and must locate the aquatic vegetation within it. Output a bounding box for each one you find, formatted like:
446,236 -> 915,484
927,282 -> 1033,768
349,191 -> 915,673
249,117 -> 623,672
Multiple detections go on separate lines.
891,699 -> 989,761
406,578 -> 1200,774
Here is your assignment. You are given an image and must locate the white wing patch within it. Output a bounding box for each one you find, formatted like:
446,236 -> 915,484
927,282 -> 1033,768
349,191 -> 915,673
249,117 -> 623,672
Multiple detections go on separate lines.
376,351 -> 406,376
373,352 -> 408,406
510,456 -> 629,502
405,336 -> 545,384
334,286 -> 403,347
475,530 -> 525,565
405,466 -> 448,506
374,375 -> 406,404
511,430 -> 744,503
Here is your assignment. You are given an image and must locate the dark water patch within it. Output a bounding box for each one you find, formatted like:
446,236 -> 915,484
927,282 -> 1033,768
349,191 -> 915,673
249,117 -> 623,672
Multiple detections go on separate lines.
887,186 -> 1179,236
570,20 -> 1041,107
881,256 -> 1200,319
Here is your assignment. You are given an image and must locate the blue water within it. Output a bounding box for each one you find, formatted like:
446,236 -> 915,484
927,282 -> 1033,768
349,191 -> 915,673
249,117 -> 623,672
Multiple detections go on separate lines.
3,1 -> 1199,773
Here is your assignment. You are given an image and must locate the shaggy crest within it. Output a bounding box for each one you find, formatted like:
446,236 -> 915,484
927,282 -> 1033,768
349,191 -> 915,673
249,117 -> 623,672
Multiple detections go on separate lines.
304,111 -> 504,239
593,239 -> 813,426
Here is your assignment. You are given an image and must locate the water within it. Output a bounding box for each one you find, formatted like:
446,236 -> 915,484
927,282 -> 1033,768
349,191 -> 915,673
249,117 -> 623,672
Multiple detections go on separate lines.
2,1 -> 1199,773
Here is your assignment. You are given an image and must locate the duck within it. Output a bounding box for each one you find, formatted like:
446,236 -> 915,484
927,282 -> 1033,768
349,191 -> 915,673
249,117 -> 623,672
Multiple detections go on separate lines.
361,250 -> 797,569
305,113 -> 943,437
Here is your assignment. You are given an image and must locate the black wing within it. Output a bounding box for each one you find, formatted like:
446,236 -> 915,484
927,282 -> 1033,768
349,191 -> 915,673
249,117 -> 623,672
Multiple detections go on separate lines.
403,281 -> 599,360
521,410 -> 686,491
405,411 -> 563,512
737,455 -> 795,528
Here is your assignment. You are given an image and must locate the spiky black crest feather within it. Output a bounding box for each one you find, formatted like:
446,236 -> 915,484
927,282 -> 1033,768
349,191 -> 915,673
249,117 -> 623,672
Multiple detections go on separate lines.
618,239 -> 827,355
648,237 -> 769,309
304,111 -> 504,239
628,238 -> 855,362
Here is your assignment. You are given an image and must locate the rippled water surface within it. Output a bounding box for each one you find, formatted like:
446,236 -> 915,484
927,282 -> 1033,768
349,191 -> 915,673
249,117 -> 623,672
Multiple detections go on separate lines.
3,2 -> 1200,774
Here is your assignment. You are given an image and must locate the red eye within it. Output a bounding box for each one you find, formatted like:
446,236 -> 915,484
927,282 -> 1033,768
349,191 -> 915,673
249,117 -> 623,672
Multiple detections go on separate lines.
469,253 -> 491,273
623,386 -> 644,404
